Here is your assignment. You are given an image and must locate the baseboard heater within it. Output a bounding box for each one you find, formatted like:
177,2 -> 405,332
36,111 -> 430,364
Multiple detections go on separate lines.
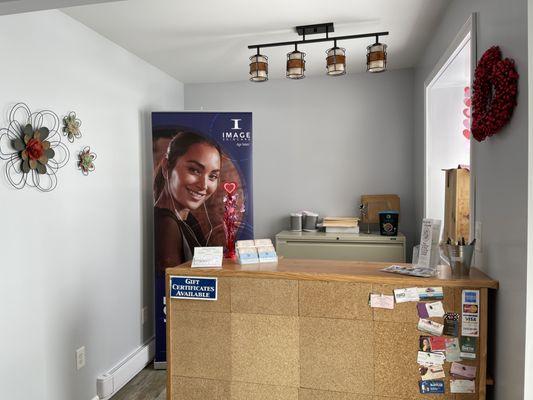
96,337 -> 155,399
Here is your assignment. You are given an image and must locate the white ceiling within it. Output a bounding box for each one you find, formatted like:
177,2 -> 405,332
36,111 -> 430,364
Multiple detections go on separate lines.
0,0 -> 121,15
62,0 -> 450,84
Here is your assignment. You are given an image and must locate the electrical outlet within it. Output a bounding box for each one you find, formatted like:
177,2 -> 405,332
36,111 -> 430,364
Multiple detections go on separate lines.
76,346 -> 86,370
475,221 -> 482,252
141,306 -> 149,325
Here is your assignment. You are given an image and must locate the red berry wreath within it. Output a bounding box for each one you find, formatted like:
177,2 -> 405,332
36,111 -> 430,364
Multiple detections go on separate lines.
471,46 -> 519,142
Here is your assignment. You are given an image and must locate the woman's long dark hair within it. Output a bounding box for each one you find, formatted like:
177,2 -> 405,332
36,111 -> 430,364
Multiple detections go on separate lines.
153,131 -> 222,202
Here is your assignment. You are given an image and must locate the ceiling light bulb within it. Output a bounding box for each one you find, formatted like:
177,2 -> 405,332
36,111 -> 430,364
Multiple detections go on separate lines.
367,41 -> 387,73
249,52 -> 268,82
326,46 -> 346,76
286,49 -> 306,79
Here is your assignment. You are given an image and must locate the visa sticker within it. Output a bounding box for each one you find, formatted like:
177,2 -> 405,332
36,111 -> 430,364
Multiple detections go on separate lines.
419,380 -> 445,394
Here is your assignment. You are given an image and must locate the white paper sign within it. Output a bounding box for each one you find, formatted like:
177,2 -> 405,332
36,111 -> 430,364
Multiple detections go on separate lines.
191,246 -> 223,268
418,219 -> 441,268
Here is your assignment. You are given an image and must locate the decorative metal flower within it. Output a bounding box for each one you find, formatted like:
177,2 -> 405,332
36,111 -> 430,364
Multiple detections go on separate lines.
0,103 -> 69,192
14,124 -> 55,174
62,111 -> 82,142
78,146 -> 96,175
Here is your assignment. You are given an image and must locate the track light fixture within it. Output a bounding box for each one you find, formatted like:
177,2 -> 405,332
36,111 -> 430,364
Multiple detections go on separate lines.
249,48 -> 268,82
367,36 -> 388,73
286,44 -> 306,79
326,40 -> 346,76
248,22 -> 389,82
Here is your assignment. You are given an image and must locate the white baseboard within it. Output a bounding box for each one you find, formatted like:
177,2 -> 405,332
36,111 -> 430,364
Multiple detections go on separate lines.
96,337 -> 155,400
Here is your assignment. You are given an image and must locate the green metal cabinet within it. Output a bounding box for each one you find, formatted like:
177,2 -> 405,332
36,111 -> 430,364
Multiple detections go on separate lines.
275,231 -> 406,263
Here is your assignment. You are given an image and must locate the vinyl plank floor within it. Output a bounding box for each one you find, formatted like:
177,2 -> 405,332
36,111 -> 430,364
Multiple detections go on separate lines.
111,364 -> 166,400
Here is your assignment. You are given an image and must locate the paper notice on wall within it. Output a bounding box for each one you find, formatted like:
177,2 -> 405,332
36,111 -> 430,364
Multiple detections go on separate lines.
462,290 -> 480,337
417,219 -> 441,268
369,294 -> 395,309
450,379 -> 476,393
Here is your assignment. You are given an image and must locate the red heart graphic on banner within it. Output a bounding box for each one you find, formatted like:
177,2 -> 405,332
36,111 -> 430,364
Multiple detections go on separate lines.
223,182 -> 237,194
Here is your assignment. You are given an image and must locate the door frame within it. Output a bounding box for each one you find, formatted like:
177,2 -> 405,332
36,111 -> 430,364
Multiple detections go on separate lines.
423,13 -> 477,241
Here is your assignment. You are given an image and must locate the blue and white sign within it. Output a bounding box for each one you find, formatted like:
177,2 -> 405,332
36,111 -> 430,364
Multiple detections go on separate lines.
419,380 -> 445,394
170,276 -> 218,301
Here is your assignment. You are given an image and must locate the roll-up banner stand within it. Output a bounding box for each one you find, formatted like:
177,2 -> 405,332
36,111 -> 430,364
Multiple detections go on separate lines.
151,112 -> 254,368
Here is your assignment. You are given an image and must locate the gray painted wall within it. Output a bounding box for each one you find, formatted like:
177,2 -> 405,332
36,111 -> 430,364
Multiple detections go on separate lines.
413,0 -> 528,398
185,69 -> 415,251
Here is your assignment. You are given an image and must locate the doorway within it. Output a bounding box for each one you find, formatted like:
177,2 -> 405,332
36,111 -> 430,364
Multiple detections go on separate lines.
424,15 -> 476,241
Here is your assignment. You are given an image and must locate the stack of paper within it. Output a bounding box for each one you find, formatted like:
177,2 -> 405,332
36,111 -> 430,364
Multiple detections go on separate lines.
236,239 -> 278,264
322,217 -> 359,233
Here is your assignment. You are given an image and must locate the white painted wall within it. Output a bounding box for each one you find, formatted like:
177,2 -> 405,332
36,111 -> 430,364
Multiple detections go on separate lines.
185,69 -> 416,253
414,1 -> 528,398
0,10 -> 184,400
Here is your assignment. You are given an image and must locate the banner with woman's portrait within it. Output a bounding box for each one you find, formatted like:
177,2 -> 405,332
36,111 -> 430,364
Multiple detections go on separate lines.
151,112 -> 253,366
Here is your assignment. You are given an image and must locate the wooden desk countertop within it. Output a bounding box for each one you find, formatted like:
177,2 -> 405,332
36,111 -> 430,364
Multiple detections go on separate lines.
166,258 -> 498,289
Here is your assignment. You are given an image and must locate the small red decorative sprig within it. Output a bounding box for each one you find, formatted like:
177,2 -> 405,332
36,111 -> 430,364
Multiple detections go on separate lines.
471,46 -> 519,142
222,182 -> 244,258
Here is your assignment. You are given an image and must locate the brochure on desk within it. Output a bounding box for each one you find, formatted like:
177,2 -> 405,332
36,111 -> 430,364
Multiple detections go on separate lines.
152,112 -> 254,366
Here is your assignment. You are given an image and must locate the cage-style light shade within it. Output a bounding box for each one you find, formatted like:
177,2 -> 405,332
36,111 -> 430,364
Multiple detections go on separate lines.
326,46 -> 346,76
249,53 -> 268,82
286,50 -> 306,79
367,42 -> 387,73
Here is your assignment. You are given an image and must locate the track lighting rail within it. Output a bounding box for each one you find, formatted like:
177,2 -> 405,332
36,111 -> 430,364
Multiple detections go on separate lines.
248,31 -> 389,50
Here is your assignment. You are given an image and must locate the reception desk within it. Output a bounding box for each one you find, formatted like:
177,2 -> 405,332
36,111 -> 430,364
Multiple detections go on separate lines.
165,259 -> 497,400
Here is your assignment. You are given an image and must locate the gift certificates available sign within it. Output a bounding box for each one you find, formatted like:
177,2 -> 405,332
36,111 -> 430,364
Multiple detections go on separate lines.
170,276 -> 218,301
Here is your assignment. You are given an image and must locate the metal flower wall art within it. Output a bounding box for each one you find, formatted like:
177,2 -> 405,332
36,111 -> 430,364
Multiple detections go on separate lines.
0,103 -> 70,192
78,146 -> 96,175
62,111 -> 82,142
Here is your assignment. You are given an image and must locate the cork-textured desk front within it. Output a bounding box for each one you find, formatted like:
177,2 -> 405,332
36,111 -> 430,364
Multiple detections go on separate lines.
166,259 -> 498,400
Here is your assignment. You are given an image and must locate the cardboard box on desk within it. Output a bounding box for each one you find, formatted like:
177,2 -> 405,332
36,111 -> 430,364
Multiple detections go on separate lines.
360,194 -> 400,224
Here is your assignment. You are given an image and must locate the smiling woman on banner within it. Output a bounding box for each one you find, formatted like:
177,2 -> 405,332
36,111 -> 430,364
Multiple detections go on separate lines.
153,131 -> 222,275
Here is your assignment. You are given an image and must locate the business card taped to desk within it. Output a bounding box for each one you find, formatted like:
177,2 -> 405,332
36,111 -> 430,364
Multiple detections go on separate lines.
429,336 -> 446,351
451,379 -> 476,393
418,319 -> 444,336
462,290 -> 480,337
394,287 -> 419,303
419,380 -> 445,394
417,301 -> 445,318
443,312 -> 460,337
460,336 -> 477,359
369,293 -> 395,309
445,338 -> 462,362
417,351 -> 445,366
450,362 -> 477,379
418,286 -> 444,301
419,365 -> 446,381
